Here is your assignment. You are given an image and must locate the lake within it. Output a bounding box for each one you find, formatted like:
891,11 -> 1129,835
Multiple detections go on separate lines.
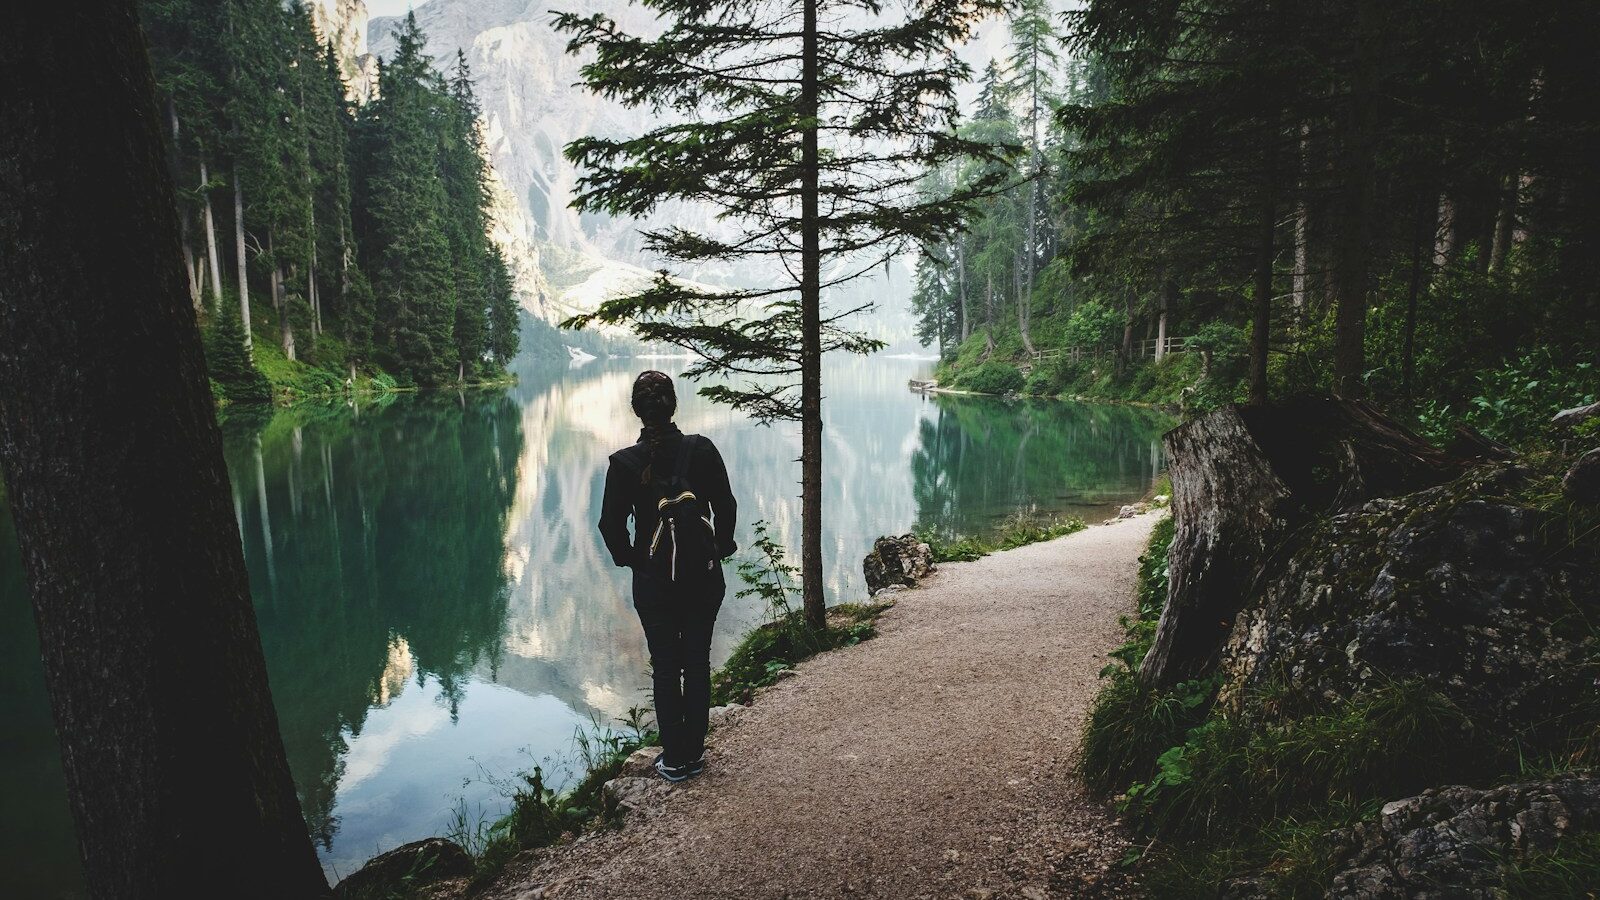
0,355 -> 1172,894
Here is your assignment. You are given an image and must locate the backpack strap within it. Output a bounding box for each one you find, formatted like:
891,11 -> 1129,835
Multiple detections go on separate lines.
673,434 -> 700,483
612,442 -> 651,480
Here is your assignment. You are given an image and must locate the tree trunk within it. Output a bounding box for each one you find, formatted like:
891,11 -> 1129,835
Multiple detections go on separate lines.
1157,280 -> 1175,362
167,98 -> 201,311
233,172 -> 252,357
956,242 -> 970,343
1488,173 -> 1517,274
201,157 -> 223,311
1292,124 -> 1310,316
1332,0 -> 1378,398
0,5 -> 330,896
1120,292 -> 1134,375
1402,192 -> 1429,396
798,0 -> 825,630
1249,162 -> 1276,406
268,237 -> 294,361
1433,192 -> 1456,271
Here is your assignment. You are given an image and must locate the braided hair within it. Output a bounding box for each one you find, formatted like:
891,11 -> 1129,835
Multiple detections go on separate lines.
631,370 -> 678,483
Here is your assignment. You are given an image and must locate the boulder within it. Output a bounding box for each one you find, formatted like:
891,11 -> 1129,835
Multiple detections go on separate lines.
1564,446 -> 1600,505
709,703 -> 745,727
1322,775 -> 1600,899
1552,400 -> 1600,430
1217,464 -> 1600,728
863,534 -> 935,593
334,837 -> 473,899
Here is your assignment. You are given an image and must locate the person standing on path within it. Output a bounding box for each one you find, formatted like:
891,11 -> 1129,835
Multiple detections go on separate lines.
600,371 -> 739,782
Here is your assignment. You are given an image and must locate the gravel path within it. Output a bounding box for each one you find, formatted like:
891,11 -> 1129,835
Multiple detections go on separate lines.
484,511 -> 1162,900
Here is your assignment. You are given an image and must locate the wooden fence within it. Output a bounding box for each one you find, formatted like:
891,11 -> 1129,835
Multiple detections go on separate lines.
1027,335 -> 1190,365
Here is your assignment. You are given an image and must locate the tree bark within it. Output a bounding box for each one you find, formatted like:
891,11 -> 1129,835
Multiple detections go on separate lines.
0,5 -> 329,896
234,172 -> 253,357
798,0 -> 825,630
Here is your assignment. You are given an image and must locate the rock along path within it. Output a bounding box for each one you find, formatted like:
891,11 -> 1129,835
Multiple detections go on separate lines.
485,511 -> 1163,900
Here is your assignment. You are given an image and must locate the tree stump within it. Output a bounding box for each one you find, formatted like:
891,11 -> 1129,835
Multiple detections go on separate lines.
1140,396 -> 1467,688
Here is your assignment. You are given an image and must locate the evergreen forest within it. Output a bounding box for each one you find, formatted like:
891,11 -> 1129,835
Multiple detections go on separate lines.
142,2 -> 520,402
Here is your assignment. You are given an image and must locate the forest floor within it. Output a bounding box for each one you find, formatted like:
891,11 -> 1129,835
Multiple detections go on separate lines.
476,511 -> 1162,900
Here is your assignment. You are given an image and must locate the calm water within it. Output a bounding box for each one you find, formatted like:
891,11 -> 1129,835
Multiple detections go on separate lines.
0,355 -> 1171,894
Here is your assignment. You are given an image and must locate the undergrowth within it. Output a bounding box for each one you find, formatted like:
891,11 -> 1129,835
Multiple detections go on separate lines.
1078,504 -> 1599,897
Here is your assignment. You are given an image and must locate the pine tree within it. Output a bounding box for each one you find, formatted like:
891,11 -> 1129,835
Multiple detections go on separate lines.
440,51 -> 492,380
353,13 -> 457,385
485,243 -> 521,367
1003,0 -> 1062,355
558,0 -> 1007,626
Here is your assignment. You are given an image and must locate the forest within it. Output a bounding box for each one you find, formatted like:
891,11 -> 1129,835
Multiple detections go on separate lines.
914,0 -> 1598,446
142,1 -> 521,401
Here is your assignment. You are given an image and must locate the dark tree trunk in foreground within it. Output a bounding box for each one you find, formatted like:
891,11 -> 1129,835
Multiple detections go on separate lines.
0,6 -> 330,898
799,0 -> 825,629
1141,397 -> 1467,687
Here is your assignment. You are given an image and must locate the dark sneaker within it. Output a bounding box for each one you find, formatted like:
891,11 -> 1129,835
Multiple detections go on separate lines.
682,756 -> 706,777
654,756 -> 691,783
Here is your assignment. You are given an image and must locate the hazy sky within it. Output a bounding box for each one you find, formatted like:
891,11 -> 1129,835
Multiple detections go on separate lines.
366,0 -> 429,18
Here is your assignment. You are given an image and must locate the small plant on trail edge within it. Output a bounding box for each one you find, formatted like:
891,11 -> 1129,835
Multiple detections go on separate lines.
711,520 -> 885,705
455,707 -> 659,885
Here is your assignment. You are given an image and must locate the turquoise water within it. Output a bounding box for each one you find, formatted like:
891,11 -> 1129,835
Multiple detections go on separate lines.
0,355 -> 1171,893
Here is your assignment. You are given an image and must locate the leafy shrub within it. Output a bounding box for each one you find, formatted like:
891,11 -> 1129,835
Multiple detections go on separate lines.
957,360 -> 1024,394
1062,299 -> 1123,348
1416,349 -> 1596,447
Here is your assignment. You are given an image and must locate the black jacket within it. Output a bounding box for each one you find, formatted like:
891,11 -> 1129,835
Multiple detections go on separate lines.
599,431 -> 737,569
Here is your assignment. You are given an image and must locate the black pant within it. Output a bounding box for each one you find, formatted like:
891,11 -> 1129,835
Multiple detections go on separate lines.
632,568 -> 724,767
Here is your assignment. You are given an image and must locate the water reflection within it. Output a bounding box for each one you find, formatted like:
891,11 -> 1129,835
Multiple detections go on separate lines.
0,356 -> 1173,891
911,396 -> 1170,538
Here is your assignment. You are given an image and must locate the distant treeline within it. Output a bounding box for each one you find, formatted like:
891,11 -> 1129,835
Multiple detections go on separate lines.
141,2 -> 519,396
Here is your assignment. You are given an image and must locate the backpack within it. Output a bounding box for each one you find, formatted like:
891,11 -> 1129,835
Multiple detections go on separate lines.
624,434 -> 719,582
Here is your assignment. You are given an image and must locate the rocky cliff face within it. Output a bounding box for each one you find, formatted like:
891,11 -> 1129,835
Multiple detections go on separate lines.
307,1 -> 553,323
309,0 -> 373,100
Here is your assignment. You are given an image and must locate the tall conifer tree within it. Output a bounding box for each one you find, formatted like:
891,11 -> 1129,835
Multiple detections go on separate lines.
559,0 -> 1007,625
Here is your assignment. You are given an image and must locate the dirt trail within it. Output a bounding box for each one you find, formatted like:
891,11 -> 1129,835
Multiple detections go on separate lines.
487,511 -> 1163,900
